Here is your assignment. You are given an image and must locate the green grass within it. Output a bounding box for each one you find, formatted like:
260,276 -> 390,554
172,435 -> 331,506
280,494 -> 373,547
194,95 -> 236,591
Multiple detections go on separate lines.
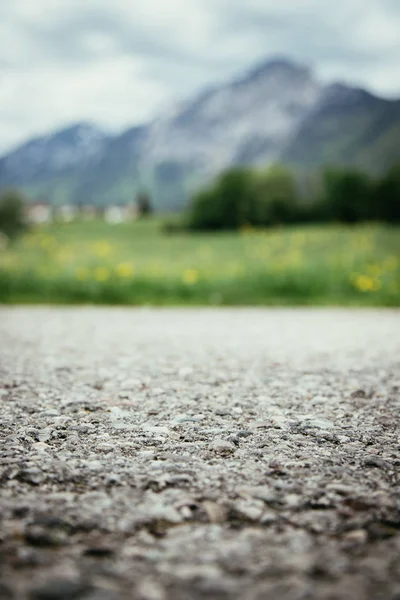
0,218 -> 399,306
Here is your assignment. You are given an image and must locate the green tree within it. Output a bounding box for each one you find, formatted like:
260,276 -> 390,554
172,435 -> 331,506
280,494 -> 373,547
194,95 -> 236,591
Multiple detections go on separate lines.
186,188 -> 221,230
253,164 -> 299,226
0,189 -> 27,240
374,163 -> 400,223
321,168 -> 372,223
187,167 -> 256,230
136,191 -> 153,217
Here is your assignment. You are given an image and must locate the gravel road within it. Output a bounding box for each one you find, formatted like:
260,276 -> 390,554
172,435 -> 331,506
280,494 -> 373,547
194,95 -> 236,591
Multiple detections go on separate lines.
0,307 -> 400,600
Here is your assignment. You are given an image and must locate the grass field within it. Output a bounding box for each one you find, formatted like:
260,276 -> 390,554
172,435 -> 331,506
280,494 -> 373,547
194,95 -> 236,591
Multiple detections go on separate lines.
0,219 -> 399,306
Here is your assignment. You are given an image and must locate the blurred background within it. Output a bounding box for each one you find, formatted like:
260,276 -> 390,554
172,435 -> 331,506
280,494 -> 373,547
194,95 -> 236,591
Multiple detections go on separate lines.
0,0 -> 399,307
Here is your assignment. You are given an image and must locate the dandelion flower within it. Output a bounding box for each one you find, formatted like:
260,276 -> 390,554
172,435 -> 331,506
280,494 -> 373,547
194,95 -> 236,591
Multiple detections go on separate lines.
93,241 -> 112,257
183,268 -> 199,285
116,262 -> 135,278
352,274 -> 380,292
94,267 -> 109,282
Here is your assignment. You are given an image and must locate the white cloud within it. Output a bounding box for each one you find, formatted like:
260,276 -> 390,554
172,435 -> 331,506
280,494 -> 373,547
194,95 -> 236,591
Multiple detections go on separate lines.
0,57 -> 169,146
0,0 -> 399,152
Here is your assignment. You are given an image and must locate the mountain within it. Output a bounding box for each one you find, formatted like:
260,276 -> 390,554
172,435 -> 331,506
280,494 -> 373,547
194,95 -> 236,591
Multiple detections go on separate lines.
0,123 -> 111,205
1,123 -> 109,181
0,57 -> 399,209
282,83 -> 400,172
138,59 -> 321,172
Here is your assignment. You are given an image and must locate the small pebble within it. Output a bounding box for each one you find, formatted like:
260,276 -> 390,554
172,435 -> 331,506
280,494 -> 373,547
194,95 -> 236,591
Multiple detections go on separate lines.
208,440 -> 236,456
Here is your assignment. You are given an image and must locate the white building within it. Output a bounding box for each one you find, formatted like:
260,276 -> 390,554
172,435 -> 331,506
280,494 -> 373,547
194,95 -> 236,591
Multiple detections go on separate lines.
56,205 -> 78,222
104,204 -> 138,224
26,202 -> 53,225
104,206 -> 125,224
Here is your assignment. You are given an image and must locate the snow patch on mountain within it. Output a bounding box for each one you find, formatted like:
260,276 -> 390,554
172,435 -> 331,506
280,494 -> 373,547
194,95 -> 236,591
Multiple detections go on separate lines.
1,123 -> 110,181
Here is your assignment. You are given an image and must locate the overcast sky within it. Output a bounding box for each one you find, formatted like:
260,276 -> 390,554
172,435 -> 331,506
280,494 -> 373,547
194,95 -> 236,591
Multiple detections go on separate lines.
1,0 -> 400,153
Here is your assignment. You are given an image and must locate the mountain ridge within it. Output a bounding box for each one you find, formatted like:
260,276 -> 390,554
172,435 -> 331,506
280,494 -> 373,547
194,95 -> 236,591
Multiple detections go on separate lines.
0,56 -> 399,209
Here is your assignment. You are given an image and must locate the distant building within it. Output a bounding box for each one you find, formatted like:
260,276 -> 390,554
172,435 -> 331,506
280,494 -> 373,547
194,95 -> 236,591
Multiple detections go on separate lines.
104,204 -> 138,224
104,206 -> 124,224
136,191 -> 153,217
56,204 -> 78,223
26,201 -> 53,225
25,202 -> 139,225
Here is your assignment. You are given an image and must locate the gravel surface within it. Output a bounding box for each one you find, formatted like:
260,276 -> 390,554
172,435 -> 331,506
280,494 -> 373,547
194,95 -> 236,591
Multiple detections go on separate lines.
0,306 -> 400,600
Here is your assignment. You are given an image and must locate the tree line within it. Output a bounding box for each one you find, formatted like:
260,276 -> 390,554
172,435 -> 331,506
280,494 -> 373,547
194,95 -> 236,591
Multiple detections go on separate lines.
1,163 -> 399,242
0,190 -> 153,244
185,163 -> 400,230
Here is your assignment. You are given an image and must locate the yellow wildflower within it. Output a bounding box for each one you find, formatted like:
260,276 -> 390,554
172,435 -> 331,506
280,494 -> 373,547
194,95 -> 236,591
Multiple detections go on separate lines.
116,262 -> 135,278
93,241 -> 112,257
183,268 -> 199,285
94,267 -> 109,282
352,274 -> 380,292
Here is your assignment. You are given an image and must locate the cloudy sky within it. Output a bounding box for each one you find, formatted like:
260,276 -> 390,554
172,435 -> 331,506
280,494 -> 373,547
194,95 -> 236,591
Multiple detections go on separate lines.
1,0 -> 399,153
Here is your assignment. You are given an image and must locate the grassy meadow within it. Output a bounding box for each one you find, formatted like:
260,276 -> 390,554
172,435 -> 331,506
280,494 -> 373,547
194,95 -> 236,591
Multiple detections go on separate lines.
0,218 -> 399,306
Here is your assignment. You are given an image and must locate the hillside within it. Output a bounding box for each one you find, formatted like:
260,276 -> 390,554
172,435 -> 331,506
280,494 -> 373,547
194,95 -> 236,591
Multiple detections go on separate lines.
282,83 -> 400,172
0,57 -> 399,209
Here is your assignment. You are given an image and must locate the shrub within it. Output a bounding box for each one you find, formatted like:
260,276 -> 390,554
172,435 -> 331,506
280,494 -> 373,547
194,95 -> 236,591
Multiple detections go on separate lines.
186,163 -> 386,231
136,191 -> 153,217
374,163 -> 400,223
187,168 -> 256,230
253,165 -> 300,226
321,168 -> 372,223
0,189 -> 27,240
